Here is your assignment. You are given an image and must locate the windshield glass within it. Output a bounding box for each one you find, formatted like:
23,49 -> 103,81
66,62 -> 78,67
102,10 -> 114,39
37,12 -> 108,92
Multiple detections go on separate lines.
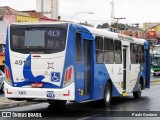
153,46 -> 160,52
10,24 -> 67,54
152,57 -> 160,66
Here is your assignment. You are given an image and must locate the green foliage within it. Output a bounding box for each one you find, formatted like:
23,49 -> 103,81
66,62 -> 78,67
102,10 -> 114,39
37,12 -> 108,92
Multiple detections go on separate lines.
97,23 -> 109,28
111,23 -> 126,30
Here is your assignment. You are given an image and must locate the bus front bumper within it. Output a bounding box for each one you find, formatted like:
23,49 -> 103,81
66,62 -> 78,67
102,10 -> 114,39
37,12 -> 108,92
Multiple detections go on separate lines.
4,81 -> 75,101
151,69 -> 160,74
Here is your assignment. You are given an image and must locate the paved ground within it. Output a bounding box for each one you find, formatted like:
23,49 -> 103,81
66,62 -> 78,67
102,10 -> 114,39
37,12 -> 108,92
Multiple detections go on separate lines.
0,78 -> 159,110
1,83 -> 160,119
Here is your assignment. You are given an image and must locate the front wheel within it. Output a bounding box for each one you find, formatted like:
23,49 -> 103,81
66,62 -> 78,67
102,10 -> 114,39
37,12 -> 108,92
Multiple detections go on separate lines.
103,82 -> 112,107
133,83 -> 142,99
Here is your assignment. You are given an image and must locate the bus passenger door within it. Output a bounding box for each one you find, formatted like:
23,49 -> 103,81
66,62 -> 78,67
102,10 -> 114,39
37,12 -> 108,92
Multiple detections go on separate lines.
75,32 -> 93,102
123,47 -> 127,92
83,40 -> 92,98
122,46 -> 130,93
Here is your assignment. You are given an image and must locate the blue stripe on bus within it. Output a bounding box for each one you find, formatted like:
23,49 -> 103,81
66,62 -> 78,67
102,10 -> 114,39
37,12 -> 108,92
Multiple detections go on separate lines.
15,55 -> 45,87
66,24 -> 121,102
5,28 -> 14,86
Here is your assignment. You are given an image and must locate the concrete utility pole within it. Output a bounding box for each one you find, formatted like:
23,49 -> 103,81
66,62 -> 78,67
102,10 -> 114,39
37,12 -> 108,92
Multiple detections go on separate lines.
111,0 -> 115,24
114,17 -> 125,30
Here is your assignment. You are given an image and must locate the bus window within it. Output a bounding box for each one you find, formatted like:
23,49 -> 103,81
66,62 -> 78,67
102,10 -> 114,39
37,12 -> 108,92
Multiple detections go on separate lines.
114,40 -> 122,64
104,38 -> 114,64
75,33 -> 82,63
10,26 -> 67,54
131,43 -> 138,64
138,45 -> 144,63
96,36 -> 103,63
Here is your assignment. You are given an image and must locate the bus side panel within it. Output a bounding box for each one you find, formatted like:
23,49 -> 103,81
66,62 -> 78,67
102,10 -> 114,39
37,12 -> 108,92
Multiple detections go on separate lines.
132,42 -> 150,91
132,70 -> 143,92
5,28 -> 14,86
144,42 -> 150,88
93,64 -> 121,100
61,24 -> 75,87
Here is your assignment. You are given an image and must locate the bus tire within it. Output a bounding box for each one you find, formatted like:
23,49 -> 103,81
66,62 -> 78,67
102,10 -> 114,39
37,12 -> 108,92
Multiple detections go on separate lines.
133,83 -> 142,99
48,100 -> 67,108
103,82 -> 112,107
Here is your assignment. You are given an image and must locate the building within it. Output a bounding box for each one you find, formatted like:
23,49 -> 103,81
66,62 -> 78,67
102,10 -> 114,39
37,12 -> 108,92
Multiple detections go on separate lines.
21,10 -> 57,22
36,0 -> 59,19
143,23 -> 160,45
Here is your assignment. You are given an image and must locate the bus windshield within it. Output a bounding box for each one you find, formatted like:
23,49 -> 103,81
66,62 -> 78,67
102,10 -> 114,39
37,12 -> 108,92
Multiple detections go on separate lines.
152,57 -> 160,66
10,25 -> 67,54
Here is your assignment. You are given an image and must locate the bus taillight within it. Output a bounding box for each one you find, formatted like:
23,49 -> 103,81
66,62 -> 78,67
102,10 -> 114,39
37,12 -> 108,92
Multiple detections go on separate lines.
64,67 -> 73,86
4,66 -> 12,85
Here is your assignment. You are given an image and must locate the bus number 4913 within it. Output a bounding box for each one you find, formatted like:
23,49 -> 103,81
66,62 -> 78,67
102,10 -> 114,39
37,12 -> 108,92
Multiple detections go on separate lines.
15,60 -> 30,66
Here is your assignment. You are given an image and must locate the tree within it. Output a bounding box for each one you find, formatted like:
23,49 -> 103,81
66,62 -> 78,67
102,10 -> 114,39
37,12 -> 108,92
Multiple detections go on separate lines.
97,24 -> 102,29
97,23 -> 109,29
101,23 -> 109,28
111,23 -> 126,30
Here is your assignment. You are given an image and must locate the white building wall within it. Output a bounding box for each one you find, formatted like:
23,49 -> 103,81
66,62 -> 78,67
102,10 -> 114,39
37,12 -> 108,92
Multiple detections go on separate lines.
36,0 -> 59,19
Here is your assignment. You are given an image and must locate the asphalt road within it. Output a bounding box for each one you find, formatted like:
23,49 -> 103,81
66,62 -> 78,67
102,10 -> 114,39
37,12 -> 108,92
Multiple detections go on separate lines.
0,75 -> 160,119
150,74 -> 160,80
0,84 -> 160,120
0,93 -> 4,97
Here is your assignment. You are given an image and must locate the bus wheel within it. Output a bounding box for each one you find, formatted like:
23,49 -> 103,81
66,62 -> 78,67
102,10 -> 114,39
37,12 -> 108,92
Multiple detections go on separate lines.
48,100 -> 67,108
133,83 -> 142,99
153,73 -> 156,76
103,82 -> 112,107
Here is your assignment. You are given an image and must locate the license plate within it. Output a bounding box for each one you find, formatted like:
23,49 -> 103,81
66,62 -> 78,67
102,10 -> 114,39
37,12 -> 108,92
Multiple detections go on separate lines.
31,83 -> 43,88
47,91 -> 55,99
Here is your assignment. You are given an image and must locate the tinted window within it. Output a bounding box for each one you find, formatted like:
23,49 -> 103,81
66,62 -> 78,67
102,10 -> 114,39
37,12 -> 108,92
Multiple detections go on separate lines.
104,38 -> 114,50
76,33 -> 82,63
104,38 -> 114,63
104,51 -> 114,63
114,40 -> 122,64
96,36 -> 103,63
11,26 -> 67,54
131,43 -> 142,64
96,36 -> 103,50
138,45 -> 144,63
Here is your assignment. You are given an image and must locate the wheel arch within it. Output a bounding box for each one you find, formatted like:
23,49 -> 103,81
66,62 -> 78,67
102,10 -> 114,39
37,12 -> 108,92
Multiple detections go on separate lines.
139,76 -> 144,90
105,79 -> 112,96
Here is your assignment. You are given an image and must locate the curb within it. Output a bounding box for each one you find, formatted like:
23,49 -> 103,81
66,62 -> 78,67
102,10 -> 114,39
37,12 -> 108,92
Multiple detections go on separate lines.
0,100 -> 38,110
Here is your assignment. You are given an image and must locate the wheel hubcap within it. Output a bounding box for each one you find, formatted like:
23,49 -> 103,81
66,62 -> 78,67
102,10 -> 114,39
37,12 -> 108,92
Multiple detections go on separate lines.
106,87 -> 110,102
138,84 -> 142,95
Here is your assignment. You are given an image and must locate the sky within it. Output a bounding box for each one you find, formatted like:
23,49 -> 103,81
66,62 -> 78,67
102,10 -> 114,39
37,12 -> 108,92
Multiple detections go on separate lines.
0,0 -> 160,26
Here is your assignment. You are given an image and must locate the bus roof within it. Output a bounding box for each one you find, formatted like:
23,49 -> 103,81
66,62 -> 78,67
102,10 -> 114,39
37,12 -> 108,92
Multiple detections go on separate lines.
72,23 -> 146,45
10,22 -> 147,45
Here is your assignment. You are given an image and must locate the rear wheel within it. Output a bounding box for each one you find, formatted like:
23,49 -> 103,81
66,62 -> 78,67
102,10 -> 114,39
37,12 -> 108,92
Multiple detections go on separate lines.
0,83 -> 4,93
103,82 -> 112,107
133,83 -> 142,99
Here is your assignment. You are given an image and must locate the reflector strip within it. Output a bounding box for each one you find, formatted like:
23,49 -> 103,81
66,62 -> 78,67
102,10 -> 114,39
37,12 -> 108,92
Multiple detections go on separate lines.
6,89 -> 12,94
63,90 -> 70,96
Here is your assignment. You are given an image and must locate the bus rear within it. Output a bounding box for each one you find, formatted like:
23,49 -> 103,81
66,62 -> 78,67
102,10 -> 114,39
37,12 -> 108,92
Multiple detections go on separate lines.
4,23 -> 75,103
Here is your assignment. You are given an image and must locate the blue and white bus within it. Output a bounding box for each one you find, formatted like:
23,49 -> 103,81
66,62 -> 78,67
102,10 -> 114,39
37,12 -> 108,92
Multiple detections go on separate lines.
4,22 -> 150,107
